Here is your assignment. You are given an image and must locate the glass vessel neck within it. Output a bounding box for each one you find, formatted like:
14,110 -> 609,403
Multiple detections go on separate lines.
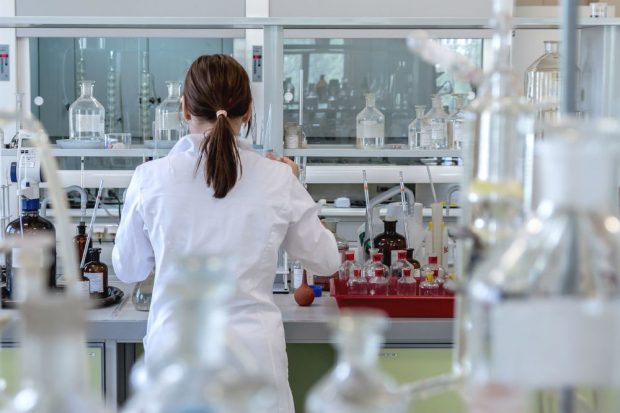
365,94 -> 376,108
544,41 -> 560,54
335,332 -> 381,368
166,81 -> 182,99
383,220 -> 397,233
415,105 -> 426,118
432,95 -> 443,110
79,81 -> 95,98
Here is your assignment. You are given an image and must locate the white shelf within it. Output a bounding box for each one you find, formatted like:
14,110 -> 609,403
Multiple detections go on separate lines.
305,165 -> 462,184
1,146 -> 170,158
284,145 -> 461,158
319,205 -> 461,218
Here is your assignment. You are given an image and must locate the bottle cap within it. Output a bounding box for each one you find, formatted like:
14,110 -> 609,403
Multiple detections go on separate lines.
397,250 -> 407,260
353,268 -> 362,278
312,285 -> 322,297
384,216 -> 398,223
345,251 -> 355,261
21,198 -> 40,211
428,255 -> 438,265
372,252 -> 383,262
402,267 -> 412,277
374,268 -> 384,277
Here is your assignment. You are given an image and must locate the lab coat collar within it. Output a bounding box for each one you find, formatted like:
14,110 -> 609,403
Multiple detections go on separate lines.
169,133 -> 253,156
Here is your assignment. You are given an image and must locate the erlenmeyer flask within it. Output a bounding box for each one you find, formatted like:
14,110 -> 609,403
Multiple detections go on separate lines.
467,119 -> 620,412
122,255 -> 276,413
306,310 -> 408,413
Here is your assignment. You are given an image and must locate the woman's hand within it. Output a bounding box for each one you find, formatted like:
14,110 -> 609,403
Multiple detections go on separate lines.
266,153 -> 300,178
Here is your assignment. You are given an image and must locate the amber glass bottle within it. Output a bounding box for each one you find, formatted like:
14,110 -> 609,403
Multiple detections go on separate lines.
83,248 -> 108,299
73,221 -> 92,265
4,199 -> 56,303
373,217 -> 406,267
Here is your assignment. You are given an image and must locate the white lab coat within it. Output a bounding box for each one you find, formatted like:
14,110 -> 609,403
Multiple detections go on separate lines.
112,134 -> 340,413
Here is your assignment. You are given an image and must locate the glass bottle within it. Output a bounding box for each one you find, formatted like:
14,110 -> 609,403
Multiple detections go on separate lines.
421,255 -> 445,281
389,250 -> 414,295
306,310 -> 407,413
122,255 -> 276,413
408,105 -> 428,149
368,267 -> 388,296
347,267 -> 368,295
373,217 -> 407,267
132,271 -> 155,312
467,120 -> 620,412
291,260 -> 304,291
73,221 -> 91,266
525,40 -> 560,126
154,81 -> 183,143
338,251 -> 358,292
68,80 -> 105,141
356,93 -> 385,149
4,198 -> 56,304
424,95 -> 449,149
363,252 -> 388,281
419,272 -> 439,296
83,248 -> 108,299
447,94 -> 469,149
317,219 -> 349,291
9,244 -> 110,413
397,267 -> 417,296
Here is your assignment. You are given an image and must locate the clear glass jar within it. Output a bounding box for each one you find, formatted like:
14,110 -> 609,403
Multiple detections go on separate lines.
419,272 -> 439,296
356,93 -> 385,149
397,267 -> 417,296
368,267 -> 388,296
68,80 -> 105,141
424,95 -> 448,149
132,271 -> 154,311
447,94 -> 469,149
347,267 -> 368,295
389,250 -> 414,295
123,255 -> 276,413
363,252 -> 388,280
408,105 -> 427,149
467,120 -> 620,411
525,41 -> 560,126
306,310 -> 408,413
154,81 -> 183,142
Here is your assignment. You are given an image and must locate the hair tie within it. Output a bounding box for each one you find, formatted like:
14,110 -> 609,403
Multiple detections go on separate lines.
216,110 -> 228,118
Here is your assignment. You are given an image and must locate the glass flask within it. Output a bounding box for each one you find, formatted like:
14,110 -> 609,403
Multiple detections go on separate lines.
525,41 -> 560,127
68,80 -> 105,141
467,120 -> 620,412
408,105 -> 428,149
419,272 -> 439,296
154,81 -> 183,143
338,251 -> 359,289
447,94 -> 469,149
9,242 -> 109,413
306,310 -> 408,413
397,267 -> 417,296
373,217 -> 407,267
131,271 -> 155,311
424,95 -> 449,149
317,219 -> 349,291
347,267 -> 368,295
363,252 -> 388,280
389,250 -> 414,295
356,93 -> 385,149
368,267 -> 388,296
122,255 -> 276,413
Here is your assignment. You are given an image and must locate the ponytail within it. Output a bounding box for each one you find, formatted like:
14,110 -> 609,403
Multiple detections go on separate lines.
199,114 -> 242,199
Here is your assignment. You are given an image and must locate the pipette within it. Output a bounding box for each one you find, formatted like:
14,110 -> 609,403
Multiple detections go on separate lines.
399,171 -> 411,248
80,180 -> 103,269
362,170 -> 374,249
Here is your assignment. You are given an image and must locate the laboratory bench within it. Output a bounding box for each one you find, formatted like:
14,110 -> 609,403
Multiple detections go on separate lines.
0,281 -> 455,411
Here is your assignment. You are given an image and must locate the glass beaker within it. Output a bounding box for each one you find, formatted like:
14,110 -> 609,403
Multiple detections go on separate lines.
525,41 -> 560,127
68,80 -> 105,141
408,105 -> 428,149
154,81 -> 183,143
122,255 -> 276,413
356,93 -> 385,149
306,310 -> 408,413
132,271 -> 154,311
467,119 -> 620,412
425,95 -> 449,149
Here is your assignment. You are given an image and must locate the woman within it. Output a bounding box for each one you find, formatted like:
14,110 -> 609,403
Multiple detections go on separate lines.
112,55 -> 341,413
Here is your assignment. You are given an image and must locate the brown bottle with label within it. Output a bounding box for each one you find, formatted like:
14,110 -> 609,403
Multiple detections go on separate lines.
3,198 -> 56,304
83,248 -> 108,299
373,216 -> 407,267
73,221 -> 92,265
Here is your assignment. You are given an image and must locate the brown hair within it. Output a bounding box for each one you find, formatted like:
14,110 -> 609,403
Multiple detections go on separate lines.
183,54 -> 252,198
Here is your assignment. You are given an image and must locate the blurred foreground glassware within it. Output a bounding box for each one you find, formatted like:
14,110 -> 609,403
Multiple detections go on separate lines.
123,255 -> 276,413
525,41 -> 561,127
132,271 -> 154,311
68,80 -> 105,142
306,310 -> 408,413
356,93 -> 385,149
467,119 -> 620,413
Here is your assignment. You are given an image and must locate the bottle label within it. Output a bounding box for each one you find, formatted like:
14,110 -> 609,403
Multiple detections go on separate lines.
87,272 -> 104,294
293,268 -> 303,289
161,112 -> 181,131
78,280 -> 91,298
76,114 -> 103,133
487,299 -> 620,386
419,129 -> 431,147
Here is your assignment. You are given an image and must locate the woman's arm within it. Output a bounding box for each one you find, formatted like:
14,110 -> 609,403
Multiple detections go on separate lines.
281,173 -> 341,276
112,167 -> 155,283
